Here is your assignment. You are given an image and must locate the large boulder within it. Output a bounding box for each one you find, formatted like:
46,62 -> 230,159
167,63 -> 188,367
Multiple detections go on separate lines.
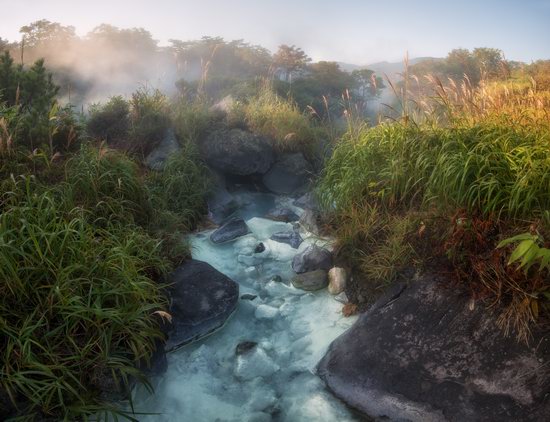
165,260 -> 239,351
292,245 -> 332,274
200,129 -> 274,176
262,153 -> 313,195
210,218 -> 251,244
145,128 -> 180,170
317,276 -> 550,422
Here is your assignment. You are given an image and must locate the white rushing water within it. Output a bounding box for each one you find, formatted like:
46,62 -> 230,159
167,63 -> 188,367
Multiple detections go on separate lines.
132,192 -> 358,421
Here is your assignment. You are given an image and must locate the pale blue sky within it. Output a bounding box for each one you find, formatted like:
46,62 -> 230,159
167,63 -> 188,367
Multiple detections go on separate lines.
1,0 -> 549,63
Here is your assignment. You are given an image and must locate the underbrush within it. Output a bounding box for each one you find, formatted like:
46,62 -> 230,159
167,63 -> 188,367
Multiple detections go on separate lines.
0,177 -> 168,420
318,120 -> 550,341
227,86 -> 322,155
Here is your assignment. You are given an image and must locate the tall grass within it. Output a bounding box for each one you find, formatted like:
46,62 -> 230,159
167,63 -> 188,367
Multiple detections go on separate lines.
65,145 -> 153,227
0,177 -> 168,420
231,85 -> 320,154
319,77 -> 550,340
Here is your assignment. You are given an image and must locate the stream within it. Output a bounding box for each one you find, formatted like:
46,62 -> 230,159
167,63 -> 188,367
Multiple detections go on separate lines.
131,191 -> 358,421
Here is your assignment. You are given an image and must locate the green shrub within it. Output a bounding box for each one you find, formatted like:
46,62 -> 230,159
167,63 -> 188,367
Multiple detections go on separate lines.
172,97 -> 215,143
147,143 -> 211,230
65,145 -> 152,227
87,96 -> 130,144
0,178 -> 168,420
128,88 -> 171,156
237,87 -> 319,154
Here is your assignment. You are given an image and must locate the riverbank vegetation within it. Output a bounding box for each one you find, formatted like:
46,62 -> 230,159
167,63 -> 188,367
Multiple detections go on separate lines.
1,18 -> 549,419
317,66 -> 550,342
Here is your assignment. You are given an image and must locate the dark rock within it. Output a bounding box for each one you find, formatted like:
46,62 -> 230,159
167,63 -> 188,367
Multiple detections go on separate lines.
262,153 -> 313,195
270,231 -> 303,249
255,243 -> 266,253
292,245 -> 332,274
270,275 -> 283,283
265,207 -> 300,222
210,218 -> 251,244
236,341 -> 258,356
291,270 -> 328,291
200,129 -> 274,176
207,187 -> 238,224
317,276 -> 550,422
145,128 -> 180,170
165,260 -> 239,351
241,294 -> 258,301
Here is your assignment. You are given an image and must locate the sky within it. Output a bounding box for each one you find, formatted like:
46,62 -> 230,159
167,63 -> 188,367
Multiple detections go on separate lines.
1,0 -> 549,64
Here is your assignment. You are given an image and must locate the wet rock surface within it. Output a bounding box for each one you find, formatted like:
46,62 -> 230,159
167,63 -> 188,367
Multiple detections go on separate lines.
292,245 -> 332,273
210,218 -> 251,244
262,153 -> 313,195
270,230 -> 303,249
291,270 -> 329,291
165,260 -> 239,351
318,276 -> 550,422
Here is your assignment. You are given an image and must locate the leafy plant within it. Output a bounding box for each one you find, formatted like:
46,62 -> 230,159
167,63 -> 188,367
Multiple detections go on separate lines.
498,232 -> 550,272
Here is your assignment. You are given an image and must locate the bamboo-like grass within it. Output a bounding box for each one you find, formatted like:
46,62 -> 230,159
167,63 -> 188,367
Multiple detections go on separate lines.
0,177 -> 168,420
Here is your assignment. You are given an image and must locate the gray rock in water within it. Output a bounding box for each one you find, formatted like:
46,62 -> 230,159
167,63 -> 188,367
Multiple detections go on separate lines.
292,245 -> 332,274
165,260 -> 239,351
200,129 -> 274,176
299,209 -> 320,235
265,207 -> 300,223
270,275 -> 283,283
207,187 -> 238,224
262,153 -> 313,195
145,128 -> 180,170
254,242 -> 266,253
317,276 -> 550,422
291,270 -> 328,291
210,218 -> 251,244
235,341 -> 258,356
270,231 -> 303,249
240,294 -> 258,301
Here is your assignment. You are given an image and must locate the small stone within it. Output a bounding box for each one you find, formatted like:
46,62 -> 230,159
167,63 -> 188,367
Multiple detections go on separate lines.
328,267 -> 347,295
265,207 -> 300,222
255,242 -> 266,253
241,294 -> 258,301
292,245 -> 332,274
334,291 -> 349,304
291,270 -> 328,291
270,231 -> 303,249
236,341 -> 258,356
270,275 -> 283,283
